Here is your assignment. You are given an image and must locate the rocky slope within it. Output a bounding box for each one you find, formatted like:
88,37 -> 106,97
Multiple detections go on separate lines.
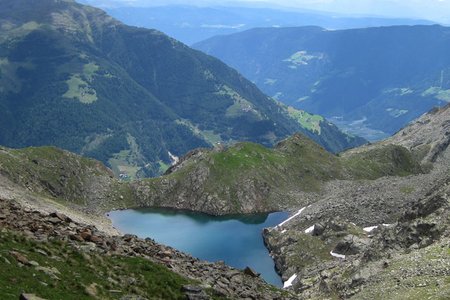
0,197 -> 297,299
262,104 -> 450,298
0,0 -> 363,179
0,145 -> 131,217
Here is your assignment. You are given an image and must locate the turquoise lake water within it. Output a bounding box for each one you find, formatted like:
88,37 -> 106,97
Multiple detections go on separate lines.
107,208 -> 288,286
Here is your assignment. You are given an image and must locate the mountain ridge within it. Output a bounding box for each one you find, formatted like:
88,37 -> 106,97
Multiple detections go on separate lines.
94,3 -> 435,45
0,0 -> 363,178
194,24 -> 450,140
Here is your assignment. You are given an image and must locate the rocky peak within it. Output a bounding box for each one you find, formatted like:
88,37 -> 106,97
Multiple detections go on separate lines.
388,104 -> 450,162
344,104 -> 450,164
275,132 -> 328,154
164,147 -> 211,175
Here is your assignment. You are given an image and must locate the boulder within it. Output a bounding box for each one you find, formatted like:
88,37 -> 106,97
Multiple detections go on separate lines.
89,235 -> 103,244
47,217 -> 61,225
80,231 -> 92,241
312,223 -> 325,236
9,251 -> 30,265
181,285 -> 209,300
181,285 -> 203,294
20,294 -> 47,300
50,212 -> 71,222
333,235 -> 369,256
243,266 -> 260,277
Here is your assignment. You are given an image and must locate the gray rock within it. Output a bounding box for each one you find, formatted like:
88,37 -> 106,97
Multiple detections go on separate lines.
9,251 -> 30,265
182,285 -> 203,294
35,249 -> 49,256
50,212 -> 71,222
19,294 -> 47,300
312,223 -> 325,236
243,266 -> 260,277
29,260 -> 40,267
35,266 -> 61,279
182,285 -> 210,300
47,217 -> 61,224
333,235 -> 370,256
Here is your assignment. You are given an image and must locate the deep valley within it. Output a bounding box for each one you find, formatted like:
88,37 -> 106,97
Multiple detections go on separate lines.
1,0 -> 450,299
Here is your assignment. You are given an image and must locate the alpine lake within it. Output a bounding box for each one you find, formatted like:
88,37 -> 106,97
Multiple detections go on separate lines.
108,208 -> 289,286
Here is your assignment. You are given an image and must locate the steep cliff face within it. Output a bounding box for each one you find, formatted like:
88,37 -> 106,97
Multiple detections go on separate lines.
262,105 -> 450,298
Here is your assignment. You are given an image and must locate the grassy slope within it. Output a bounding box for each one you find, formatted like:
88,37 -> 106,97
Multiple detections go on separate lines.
132,134 -> 422,214
0,229 -> 195,300
0,132 -> 424,215
0,146 -> 114,205
165,133 -> 421,187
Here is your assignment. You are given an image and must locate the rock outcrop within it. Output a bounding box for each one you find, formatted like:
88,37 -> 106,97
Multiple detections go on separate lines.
263,105 -> 450,299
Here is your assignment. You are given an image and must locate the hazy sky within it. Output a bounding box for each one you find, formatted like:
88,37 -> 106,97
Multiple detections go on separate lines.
85,0 -> 450,23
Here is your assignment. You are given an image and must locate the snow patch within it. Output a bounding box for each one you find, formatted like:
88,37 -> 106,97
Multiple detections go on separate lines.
304,225 -> 315,234
330,251 -> 346,259
364,223 -> 394,233
283,274 -> 297,288
168,151 -> 179,165
277,207 -> 307,228
363,226 -> 378,232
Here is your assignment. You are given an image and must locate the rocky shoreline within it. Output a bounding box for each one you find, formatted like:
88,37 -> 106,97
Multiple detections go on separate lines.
263,177 -> 450,298
0,174 -> 120,236
261,105 -> 450,298
0,197 -> 297,299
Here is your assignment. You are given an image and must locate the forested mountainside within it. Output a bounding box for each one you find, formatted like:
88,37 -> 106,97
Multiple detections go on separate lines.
0,0 -> 363,178
195,25 -> 450,140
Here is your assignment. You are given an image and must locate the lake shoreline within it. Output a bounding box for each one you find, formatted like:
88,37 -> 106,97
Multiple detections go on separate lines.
108,207 -> 289,287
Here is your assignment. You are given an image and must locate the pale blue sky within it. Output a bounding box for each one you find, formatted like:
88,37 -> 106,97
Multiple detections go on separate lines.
83,0 -> 450,23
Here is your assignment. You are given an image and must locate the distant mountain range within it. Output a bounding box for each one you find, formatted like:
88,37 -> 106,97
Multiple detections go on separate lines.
0,0 -> 363,178
194,25 -> 450,140
85,4 -> 435,45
